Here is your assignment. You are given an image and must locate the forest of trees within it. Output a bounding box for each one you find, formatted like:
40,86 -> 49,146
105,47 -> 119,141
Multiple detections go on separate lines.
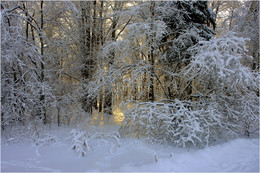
1,0 -> 259,148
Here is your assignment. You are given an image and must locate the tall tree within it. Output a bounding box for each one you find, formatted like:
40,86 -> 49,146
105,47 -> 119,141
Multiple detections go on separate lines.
159,1 -> 216,100
38,0 -> 46,123
103,1 -> 123,114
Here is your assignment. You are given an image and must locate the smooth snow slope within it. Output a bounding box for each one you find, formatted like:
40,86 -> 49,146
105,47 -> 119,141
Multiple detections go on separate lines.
1,126 -> 259,172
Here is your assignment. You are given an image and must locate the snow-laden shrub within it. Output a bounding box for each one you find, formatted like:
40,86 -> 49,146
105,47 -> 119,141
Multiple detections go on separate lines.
120,99 -> 223,148
32,131 -> 57,156
70,128 -> 91,157
90,131 -> 121,153
69,128 -> 121,157
183,32 -> 259,137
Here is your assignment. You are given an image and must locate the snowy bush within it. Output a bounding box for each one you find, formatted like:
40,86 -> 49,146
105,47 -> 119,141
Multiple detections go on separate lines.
69,128 -> 121,157
120,100 -> 223,148
183,32 -> 259,137
29,122 -> 57,147
31,129 -> 57,156
90,131 -> 121,153
70,128 -> 92,157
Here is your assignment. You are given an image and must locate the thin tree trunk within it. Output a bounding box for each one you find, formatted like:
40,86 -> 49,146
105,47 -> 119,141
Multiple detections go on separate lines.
92,0 -> 98,110
98,1 -> 104,113
99,0 -> 104,46
23,2 -> 29,42
148,1 -> 155,102
39,0 -> 46,124
57,106 -> 60,126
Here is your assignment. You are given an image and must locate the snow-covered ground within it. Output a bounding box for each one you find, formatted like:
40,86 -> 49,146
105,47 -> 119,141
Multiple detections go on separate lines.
1,125 -> 259,172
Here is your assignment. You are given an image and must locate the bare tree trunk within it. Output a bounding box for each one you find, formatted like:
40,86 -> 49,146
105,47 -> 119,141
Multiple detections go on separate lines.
92,0 -> 98,110
23,2 -> 29,42
148,2 -> 155,102
98,0 -> 104,113
249,1 -> 259,70
57,106 -> 60,126
39,0 -> 46,124
99,1 -> 104,46
81,2 -> 93,114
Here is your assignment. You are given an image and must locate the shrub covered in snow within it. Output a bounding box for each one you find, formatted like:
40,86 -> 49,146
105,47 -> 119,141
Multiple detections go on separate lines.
70,128 -> 91,157
120,99 -> 223,148
69,127 -> 121,157
183,32 -> 259,137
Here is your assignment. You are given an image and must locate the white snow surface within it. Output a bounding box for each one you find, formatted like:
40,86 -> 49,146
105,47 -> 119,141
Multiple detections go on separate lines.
1,125 -> 259,172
